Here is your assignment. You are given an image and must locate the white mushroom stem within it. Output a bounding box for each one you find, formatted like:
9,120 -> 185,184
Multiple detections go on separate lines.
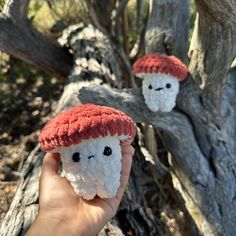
58,136 -> 122,200
140,73 -> 180,112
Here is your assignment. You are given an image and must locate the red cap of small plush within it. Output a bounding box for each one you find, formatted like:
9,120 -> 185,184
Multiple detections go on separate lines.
132,53 -> 188,81
39,104 -> 136,151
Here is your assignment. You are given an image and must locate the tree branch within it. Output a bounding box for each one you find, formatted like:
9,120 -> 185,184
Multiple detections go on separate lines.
188,1 -> 236,110
0,0 -> 73,80
0,14 -> 73,79
111,0 -> 129,21
78,84 -> 211,183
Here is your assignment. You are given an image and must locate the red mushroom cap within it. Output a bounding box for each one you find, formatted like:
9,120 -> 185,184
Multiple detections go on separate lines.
39,104 -> 136,151
132,53 -> 188,81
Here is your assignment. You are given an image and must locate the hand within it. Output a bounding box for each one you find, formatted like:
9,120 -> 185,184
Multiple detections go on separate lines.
26,141 -> 134,236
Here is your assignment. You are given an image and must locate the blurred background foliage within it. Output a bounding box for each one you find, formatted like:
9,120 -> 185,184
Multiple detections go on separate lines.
29,0 -> 89,35
0,0 -> 5,8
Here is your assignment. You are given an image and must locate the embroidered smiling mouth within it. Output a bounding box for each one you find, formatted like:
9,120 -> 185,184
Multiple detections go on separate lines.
88,155 -> 95,159
155,87 -> 164,91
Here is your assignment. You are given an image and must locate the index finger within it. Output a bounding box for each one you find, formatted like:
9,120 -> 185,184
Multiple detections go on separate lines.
120,138 -> 134,146
115,144 -> 134,202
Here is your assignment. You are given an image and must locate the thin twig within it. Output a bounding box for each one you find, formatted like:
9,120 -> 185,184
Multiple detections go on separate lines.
0,180 -> 18,185
130,0 -> 149,60
111,0 -> 129,21
121,9 -> 129,55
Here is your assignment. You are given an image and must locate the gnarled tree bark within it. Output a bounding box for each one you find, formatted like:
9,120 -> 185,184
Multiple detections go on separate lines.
145,0 -> 189,62
189,0 -> 236,109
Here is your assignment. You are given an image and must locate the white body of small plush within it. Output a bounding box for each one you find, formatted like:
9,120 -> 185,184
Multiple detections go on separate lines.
57,136 -> 122,200
141,73 -> 180,112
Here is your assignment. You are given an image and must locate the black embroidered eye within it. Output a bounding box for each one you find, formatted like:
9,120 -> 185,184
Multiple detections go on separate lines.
166,83 -> 171,89
148,84 -> 153,89
103,146 -> 112,156
72,152 -> 80,162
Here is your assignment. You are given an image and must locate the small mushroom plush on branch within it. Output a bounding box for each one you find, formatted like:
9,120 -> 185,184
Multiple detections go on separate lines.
39,104 -> 136,200
132,53 -> 188,112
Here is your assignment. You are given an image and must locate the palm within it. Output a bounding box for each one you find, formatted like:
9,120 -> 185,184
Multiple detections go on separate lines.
40,172 -> 116,222
39,142 -> 133,234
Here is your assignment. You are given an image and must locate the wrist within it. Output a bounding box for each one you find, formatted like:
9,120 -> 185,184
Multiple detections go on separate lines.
26,212 -> 89,236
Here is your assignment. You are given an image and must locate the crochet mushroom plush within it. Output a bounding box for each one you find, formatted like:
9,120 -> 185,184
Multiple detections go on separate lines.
132,53 -> 188,112
39,104 -> 135,200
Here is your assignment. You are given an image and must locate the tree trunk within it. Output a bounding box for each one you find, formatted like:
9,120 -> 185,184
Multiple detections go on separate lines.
0,25 -> 162,236
145,0 -> 189,62
77,0 -> 236,234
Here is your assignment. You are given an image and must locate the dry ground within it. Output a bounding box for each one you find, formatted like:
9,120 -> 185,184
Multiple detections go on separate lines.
0,57 -> 64,221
